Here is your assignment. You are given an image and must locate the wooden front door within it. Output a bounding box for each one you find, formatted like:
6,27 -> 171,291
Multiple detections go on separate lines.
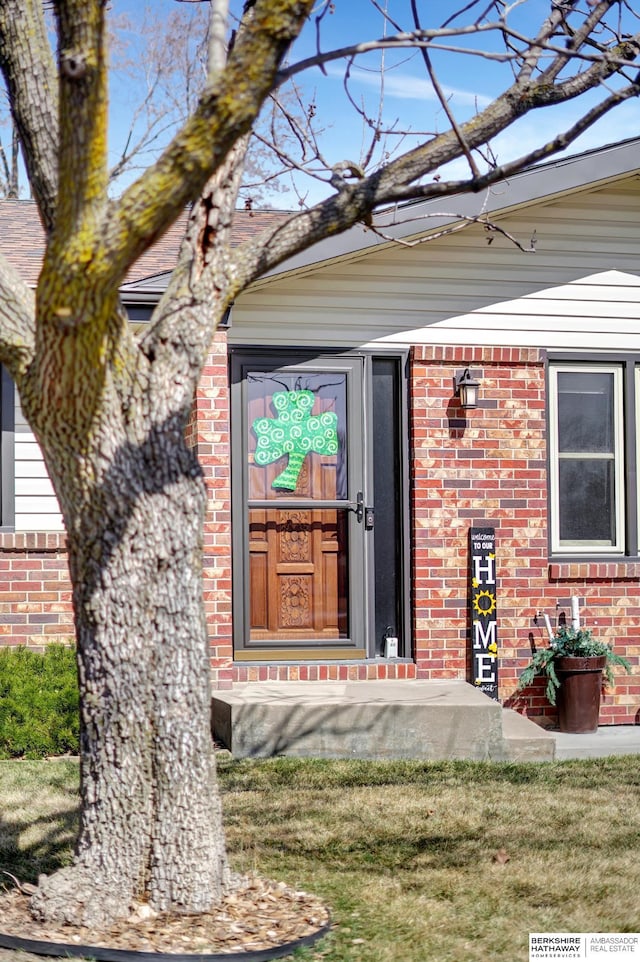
248,466 -> 349,642
233,355 -> 366,659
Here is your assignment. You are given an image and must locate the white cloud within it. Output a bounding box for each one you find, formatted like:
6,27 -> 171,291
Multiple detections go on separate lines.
324,63 -> 492,109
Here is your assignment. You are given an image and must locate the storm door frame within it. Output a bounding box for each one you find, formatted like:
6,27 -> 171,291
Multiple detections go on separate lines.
230,348 -> 411,663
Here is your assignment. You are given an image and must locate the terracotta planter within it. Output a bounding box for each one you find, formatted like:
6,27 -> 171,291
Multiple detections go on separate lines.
555,655 -> 607,734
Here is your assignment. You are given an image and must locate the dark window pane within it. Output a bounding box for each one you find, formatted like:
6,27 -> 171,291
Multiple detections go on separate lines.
557,372 -> 615,454
558,459 -> 616,543
372,358 -> 403,656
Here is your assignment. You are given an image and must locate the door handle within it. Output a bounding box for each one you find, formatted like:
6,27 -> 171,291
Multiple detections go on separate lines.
345,493 -> 364,522
351,492 -> 374,528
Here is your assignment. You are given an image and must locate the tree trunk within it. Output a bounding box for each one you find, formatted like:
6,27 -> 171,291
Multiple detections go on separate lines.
29,416 -> 229,928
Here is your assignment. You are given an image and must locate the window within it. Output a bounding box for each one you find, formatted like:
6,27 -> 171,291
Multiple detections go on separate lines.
549,361 -> 631,556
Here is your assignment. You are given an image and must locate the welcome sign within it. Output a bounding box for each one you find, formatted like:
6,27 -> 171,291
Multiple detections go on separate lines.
470,527 -> 498,700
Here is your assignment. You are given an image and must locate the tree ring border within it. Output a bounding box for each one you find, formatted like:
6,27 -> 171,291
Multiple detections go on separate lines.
0,919 -> 331,962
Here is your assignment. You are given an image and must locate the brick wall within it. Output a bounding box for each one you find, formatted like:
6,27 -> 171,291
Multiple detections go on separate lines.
410,345 -> 640,725
230,662 -> 417,683
0,334 -> 235,688
0,532 -> 73,648
1,341 -> 637,725
189,332 -> 234,689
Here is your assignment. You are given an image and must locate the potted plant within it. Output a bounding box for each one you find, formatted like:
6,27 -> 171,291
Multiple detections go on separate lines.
519,625 -> 631,733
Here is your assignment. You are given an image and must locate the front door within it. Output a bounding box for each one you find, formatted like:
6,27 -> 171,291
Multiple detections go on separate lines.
232,354 -> 367,659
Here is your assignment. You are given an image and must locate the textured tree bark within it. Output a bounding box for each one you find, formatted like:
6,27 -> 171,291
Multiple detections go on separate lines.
28,404 -> 229,927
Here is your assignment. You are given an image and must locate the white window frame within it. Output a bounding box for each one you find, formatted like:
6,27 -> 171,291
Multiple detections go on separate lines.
549,363 -> 625,556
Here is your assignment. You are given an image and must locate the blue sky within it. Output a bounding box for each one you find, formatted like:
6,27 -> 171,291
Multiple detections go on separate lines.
5,2 -> 640,205
272,1 -> 640,196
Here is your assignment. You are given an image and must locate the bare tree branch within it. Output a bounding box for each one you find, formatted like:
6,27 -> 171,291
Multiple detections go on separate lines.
208,0 -> 229,78
227,67 -> 640,294
363,211 -> 538,253
410,0 -> 480,179
139,135 -> 250,415
537,0 -> 621,85
278,23 -> 517,82
0,0 -> 58,230
515,0 -> 576,85
107,1 -> 212,187
0,254 -> 35,380
278,5 -> 640,85
98,0 -> 315,288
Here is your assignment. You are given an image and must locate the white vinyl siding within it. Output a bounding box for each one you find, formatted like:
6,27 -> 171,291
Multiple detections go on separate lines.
9,174 -> 640,534
14,388 -> 63,530
231,178 -> 640,351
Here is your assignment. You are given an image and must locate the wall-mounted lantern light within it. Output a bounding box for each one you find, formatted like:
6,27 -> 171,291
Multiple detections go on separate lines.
453,368 -> 481,410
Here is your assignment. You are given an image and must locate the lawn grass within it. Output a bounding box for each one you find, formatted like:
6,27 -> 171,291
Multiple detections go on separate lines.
1,755 -> 639,961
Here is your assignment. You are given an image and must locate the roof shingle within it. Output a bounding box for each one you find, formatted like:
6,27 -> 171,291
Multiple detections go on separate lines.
0,200 -> 287,288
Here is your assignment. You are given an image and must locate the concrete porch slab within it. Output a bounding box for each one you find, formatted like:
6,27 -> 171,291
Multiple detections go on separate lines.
553,725 -> 640,759
212,680 -> 554,762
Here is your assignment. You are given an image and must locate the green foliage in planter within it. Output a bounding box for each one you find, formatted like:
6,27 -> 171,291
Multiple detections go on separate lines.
519,625 -> 632,706
0,644 -> 79,758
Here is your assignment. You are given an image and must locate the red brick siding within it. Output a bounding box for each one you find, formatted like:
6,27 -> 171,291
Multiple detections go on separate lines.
0,532 -> 73,648
0,335 -> 236,690
410,345 -> 640,725
192,332 -> 234,689
1,340 -> 637,724
231,662 -> 417,683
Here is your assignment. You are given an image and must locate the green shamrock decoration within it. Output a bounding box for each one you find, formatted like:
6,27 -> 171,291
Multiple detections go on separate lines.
252,389 -> 339,491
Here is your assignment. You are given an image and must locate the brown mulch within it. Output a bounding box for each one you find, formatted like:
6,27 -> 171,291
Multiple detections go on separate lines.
0,877 -> 330,957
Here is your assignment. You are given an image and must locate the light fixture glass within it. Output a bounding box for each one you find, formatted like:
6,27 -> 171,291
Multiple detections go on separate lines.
454,368 -> 480,410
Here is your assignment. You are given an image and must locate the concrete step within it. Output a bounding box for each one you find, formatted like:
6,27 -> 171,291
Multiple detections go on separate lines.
500,708 -> 556,762
212,680 -> 553,762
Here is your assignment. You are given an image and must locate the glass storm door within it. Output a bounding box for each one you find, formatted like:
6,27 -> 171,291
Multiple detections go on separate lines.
232,356 -> 367,659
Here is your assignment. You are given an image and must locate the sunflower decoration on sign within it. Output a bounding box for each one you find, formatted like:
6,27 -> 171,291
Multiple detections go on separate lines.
252,390 -> 339,491
472,589 -> 497,618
